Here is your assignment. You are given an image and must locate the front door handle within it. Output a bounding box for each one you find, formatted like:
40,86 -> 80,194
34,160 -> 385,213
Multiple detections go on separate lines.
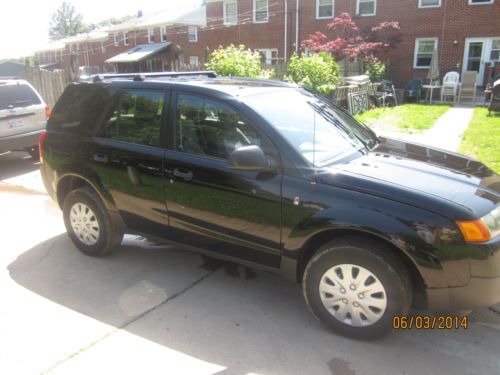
173,168 -> 193,180
93,153 -> 109,163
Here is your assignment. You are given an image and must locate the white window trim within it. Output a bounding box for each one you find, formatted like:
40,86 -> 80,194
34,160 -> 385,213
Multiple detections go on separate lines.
189,56 -> 199,66
188,26 -> 198,42
468,0 -> 494,5
148,28 -> 155,43
255,48 -> 278,65
253,0 -> 269,24
356,0 -> 376,16
316,0 -> 334,19
413,37 -> 438,69
123,32 -> 129,46
114,33 -> 119,47
160,27 -> 167,42
223,0 -> 238,25
418,0 -> 442,8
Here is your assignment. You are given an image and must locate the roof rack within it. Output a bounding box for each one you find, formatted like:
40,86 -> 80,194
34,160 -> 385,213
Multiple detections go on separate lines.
0,76 -> 21,80
91,71 -> 217,83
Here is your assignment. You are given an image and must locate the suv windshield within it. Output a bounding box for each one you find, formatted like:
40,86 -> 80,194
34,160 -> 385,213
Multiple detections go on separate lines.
245,89 -> 378,167
0,83 -> 41,110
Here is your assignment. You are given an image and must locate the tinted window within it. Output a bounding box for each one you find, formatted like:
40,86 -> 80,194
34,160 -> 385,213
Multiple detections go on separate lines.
99,90 -> 165,147
176,93 -> 265,160
0,83 -> 41,110
49,84 -> 113,135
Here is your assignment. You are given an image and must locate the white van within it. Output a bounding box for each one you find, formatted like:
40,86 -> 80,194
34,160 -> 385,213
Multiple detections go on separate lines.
0,78 -> 49,157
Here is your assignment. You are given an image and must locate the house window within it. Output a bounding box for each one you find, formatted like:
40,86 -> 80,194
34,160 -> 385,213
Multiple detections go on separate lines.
357,0 -> 376,16
419,0 -> 441,8
160,27 -> 167,42
148,28 -> 155,43
188,26 -> 198,42
101,41 -> 106,54
316,0 -> 334,19
124,32 -> 129,46
414,38 -> 438,68
114,33 -> 119,47
491,40 -> 500,61
468,0 -> 494,4
254,0 -> 268,23
189,56 -> 199,66
224,0 -> 238,25
256,48 -> 278,65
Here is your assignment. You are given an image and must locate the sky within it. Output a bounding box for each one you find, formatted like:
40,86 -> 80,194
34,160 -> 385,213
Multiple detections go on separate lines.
0,0 -> 202,59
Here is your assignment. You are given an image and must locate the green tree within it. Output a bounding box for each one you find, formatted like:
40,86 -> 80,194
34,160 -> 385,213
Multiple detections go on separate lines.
206,45 -> 270,78
49,2 -> 85,40
285,53 -> 340,95
364,58 -> 387,82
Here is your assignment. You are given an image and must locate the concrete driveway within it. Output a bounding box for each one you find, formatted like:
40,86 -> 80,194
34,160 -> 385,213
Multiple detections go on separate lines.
1,151 -> 499,375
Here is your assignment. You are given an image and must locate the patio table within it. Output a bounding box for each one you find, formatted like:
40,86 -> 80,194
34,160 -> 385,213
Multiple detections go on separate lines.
422,84 -> 442,104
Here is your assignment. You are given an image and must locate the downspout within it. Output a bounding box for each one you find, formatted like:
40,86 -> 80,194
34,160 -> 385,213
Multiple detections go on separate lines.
295,0 -> 300,54
284,0 -> 288,62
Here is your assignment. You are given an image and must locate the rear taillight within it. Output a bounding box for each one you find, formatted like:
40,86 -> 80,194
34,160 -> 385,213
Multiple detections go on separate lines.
39,131 -> 47,163
45,105 -> 51,120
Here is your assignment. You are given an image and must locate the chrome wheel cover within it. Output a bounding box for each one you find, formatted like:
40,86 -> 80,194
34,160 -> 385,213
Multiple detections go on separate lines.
69,203 -> 100,246
319,264 -> 387,327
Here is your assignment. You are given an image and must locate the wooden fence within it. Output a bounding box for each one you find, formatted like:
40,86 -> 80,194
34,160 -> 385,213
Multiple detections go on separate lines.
21,69 -> 69,108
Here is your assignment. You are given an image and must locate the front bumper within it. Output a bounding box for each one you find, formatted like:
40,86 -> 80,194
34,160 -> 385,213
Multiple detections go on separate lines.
0,130 -> 43,153
427,236 -> 500,310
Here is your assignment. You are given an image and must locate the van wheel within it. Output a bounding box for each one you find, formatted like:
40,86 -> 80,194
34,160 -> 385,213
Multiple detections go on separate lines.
303,237 -> 411,339
63,187 -> 123,256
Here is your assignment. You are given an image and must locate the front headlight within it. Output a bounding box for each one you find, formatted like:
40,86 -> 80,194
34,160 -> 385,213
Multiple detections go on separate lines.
456,206 -> 500,243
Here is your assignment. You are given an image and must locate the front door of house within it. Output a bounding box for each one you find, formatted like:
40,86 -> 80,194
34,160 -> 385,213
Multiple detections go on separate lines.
464,38 -> 487,86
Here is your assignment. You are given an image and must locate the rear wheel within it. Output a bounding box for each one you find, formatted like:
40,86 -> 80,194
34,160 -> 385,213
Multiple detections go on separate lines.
303,237 -> 412,339
63,187 -> 123,256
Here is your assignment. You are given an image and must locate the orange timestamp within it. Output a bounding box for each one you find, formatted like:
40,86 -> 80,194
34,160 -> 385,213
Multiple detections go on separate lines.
392,315 -> 469,330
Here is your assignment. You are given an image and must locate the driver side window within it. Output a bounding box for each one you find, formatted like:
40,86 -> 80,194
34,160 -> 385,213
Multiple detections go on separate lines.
175,93 -> 265,160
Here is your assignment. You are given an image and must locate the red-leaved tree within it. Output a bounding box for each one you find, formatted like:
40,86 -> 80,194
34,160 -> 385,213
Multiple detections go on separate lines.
302,13 -> 400,67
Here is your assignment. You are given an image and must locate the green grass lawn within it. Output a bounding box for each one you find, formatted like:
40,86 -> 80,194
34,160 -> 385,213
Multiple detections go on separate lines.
355,104 -> 451,133
459,108 -> 500,174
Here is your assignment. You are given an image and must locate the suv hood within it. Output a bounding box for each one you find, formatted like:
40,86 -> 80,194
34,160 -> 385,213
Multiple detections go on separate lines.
321,137 -> 499,220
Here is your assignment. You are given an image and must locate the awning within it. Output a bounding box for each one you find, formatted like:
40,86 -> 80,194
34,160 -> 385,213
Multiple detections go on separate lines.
105,42 -> 171,64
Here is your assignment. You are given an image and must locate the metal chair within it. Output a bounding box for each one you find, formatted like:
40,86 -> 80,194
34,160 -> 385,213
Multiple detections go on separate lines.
458,71 -> 477,103
404,78 -> 422,102
440,71 -> 460,103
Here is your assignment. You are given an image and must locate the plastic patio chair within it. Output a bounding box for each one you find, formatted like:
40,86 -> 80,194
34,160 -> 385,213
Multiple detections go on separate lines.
404,78 -> 422,102
458,71 -> 477,103
440,71 -> 460,103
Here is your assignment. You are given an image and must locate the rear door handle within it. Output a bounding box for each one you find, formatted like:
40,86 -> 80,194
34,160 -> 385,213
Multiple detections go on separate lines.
93,153 -> 109,163
173,168 -> 193,180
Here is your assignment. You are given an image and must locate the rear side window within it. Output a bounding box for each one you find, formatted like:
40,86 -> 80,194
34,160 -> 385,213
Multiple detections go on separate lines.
98,89 -> 165,147
0,83 -> 41,110
49,84 -> 114,135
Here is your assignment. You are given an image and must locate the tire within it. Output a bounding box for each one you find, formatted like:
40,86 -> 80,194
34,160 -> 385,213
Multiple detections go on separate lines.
27,147 -> 39,159
63,187 -> 123,256
303,236 -> 412,339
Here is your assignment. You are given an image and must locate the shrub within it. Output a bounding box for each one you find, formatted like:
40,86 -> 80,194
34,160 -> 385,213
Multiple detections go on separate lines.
206,44 -> 268,78
365,58 -> 387,82
285,53 -> 340,95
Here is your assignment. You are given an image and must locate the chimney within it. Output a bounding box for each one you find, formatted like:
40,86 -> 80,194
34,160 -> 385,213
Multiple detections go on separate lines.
137,10 -> 143,18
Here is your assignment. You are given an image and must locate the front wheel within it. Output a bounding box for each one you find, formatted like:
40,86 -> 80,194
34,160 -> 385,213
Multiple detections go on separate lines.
63,187 -> 123,256
303,237 -> 412,339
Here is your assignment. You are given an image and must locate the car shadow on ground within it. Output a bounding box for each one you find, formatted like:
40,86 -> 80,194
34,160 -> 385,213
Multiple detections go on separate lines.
0,151 -> 39,180
7,234 -> 500,374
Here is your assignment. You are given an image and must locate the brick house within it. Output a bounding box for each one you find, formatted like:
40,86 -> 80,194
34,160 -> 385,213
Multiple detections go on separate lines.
35,0 -> 500,87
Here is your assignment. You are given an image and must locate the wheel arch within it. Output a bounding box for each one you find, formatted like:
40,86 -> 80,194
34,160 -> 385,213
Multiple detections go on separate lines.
296,229 -> 428,309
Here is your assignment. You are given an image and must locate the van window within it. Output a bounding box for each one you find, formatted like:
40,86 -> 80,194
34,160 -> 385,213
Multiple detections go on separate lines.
98,90 -> 165,147
0,83 -> 41,110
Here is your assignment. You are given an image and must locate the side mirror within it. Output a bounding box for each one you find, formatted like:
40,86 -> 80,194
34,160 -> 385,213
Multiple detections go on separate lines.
227,145 -> 270,171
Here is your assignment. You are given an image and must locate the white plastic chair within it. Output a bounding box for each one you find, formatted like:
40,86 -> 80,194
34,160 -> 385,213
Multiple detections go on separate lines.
440,71 -> 460,103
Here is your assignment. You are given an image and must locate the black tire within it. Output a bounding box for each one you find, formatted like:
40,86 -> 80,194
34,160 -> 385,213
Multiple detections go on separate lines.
303,236 -> 412,339
63,187 -> 123,256
27,147 -> 39,159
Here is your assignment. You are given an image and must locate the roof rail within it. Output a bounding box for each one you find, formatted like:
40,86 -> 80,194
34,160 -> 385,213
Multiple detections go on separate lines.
0,76 -> 21,80
91,71 -> 217,82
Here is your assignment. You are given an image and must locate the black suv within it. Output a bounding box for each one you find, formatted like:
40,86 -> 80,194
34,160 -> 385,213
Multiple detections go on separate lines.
40,72 -> 500,339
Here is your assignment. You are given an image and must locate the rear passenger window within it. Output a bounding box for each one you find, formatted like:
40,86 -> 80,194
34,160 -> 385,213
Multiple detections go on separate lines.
99,90 -> 165,147
176,93 -> 265,160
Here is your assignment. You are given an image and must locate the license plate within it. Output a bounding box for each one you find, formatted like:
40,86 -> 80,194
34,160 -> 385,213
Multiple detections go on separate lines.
7,119 -> 27,129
